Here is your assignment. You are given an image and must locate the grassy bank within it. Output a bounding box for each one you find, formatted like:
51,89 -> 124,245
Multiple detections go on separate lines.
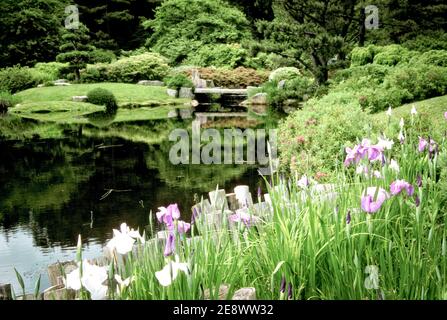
15,83 -> 189,106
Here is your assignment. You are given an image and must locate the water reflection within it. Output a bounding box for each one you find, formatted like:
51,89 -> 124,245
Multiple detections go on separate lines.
0,117 -> 262,292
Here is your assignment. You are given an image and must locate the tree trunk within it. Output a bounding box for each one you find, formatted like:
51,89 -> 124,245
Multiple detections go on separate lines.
359,8 -> 366,47
75,68 -> 80,81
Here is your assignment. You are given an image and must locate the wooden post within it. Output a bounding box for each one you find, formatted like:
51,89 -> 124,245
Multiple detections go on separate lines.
209,189 -> 228,211
47,261 -> 77,287
226,193 -> 239,211
0,284 -> 12,300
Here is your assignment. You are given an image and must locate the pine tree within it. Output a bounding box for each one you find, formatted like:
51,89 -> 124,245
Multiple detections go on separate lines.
56,23 -> 95,81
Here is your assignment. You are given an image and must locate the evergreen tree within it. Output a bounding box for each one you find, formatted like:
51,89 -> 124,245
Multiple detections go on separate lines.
258,0 -> 363,85
0,0 -> 67,67
56,23 -> 95,81
74,0 -> 162,51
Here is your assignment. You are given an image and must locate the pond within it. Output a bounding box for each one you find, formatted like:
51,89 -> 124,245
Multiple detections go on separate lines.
0,108 -> 269,293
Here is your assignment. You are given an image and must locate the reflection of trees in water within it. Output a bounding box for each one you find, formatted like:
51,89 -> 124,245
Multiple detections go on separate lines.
145,140 -> 254,192
0,120 -> 260,249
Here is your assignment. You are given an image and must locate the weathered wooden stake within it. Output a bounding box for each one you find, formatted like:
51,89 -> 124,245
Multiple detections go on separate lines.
0,284 -> 12,300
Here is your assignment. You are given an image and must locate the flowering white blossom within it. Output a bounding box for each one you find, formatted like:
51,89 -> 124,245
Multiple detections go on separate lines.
297,175 -> 309,189
411,105 -> 417,116
155,255 -> 189,287
115,274 -> 134,294
377,136 -> 394,150
386,107 -> 392,117
399,118 -> 405,129
389,159 -> 400,173
106,223 -> 145,255
64,260 -> 108,300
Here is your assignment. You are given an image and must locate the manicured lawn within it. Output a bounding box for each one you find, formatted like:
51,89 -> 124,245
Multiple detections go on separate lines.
372,95 -> 447,139
15,83 -> 190,106
10,83 -> 192,124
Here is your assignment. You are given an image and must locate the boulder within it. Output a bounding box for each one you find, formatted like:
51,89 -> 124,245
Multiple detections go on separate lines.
232,287 -> 256,300
167,88 -> 178,98
250,93 -> 268,105
191,69 -> 208,88
72,96 -> 88,102
179,87 -> 194,99
137,80 -> 164,86
204,284 -> 230,300
53,79 -> 71,86
278,80 -> 286,89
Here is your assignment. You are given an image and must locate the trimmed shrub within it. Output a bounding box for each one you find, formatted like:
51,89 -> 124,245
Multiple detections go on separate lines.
184,44 -> 247,68
410,50 -> 447,67
164,73 -> 193,90
268,67 -> 301,82
107,53 -> 170,83
278,95 -> 369,177
81,64 -> 109,83
185,67 -> 269,88
32,62 -> 66,80
385,64 -> 447,102
350,45 -> 377,66
89,49 -> 116,64
0,91 -> 21,113
0,66 -> 37,93
87,88 -> 118,110
373,44 -> 414,66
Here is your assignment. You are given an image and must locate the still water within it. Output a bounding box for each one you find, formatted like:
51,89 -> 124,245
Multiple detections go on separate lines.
0,116 -> 263,293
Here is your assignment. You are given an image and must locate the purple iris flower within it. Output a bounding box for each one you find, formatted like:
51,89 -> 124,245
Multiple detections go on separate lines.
444,112 -> 447,120
164,232 -> 175,257
416,175 -> 423,188
229,209 -> 259,227
167,204 -> 181,220
287,283 -> 293,300
346,210 -> 351,224
418,137 -> 428,153
177,221 -> 191,234
191,207 -> 199,225
361,187 -> 390,213
280,277 -> 286,294
390,180 -> 414,196
344,144 -> 364,166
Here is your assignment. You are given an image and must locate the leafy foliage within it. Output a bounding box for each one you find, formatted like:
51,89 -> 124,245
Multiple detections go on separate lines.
184,44 -> 248,68
0,66 -> 37,93
87,88 -> 117,110
106,53 -> 170,83
0,0 -> 66,67
56,24 -> 96,81
164,74 -> 193,90
0,91 -> 21,113
143,0 -> 252,65
183,67 -> 269,89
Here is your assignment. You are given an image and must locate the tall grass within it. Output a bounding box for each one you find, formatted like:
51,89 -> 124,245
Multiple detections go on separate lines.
80,111 -> 447,300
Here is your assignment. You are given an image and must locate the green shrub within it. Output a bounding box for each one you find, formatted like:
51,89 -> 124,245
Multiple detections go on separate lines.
107,53 -> 170,83
410,50 -> 447,67
89,49 -> 116,64
385,65 -> 447,102
184,44 -> 247,68
164,73 -> 193,89
257,76 -> 316,110
185,67 -> 268,88
373,44 -> 414,66
0,91 -> 21,113
278,95 -> 369,176
87,88 -> 118,110
401,31 -> 447,52
350,45 -> 377,66
144,0 -> 252,64
81,64 -> 109,83
268,67 -> 301,82
33,62 -> 66,80
0,66 -> 37,93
